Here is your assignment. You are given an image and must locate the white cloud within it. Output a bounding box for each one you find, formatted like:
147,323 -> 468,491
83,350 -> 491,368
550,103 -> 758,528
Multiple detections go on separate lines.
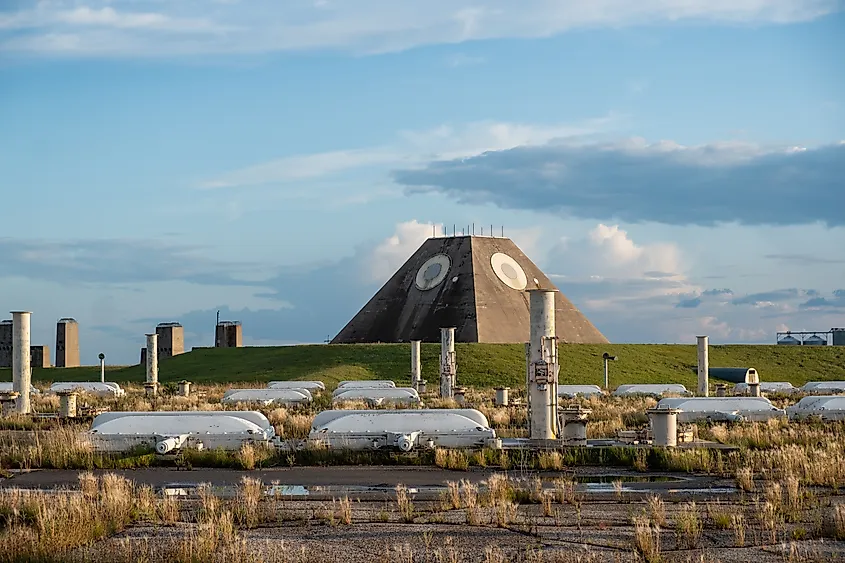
2,0 -> 838,56
367,220 -> 442,283
200,116 -> 616,189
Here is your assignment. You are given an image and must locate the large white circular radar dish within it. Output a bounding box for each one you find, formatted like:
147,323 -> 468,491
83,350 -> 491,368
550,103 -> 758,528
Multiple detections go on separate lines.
491,252 -> 528,290
415,254 -> 451,291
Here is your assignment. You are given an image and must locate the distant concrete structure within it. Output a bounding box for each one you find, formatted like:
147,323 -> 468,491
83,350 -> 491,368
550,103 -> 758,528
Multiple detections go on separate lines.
56,318 -> 80,368
215,321 -> 243,348
30,345 -> 51,368
0,320 -> 12,368
155,322 -> 184,358
332,235 -> 608,344
776,329 -> 845,346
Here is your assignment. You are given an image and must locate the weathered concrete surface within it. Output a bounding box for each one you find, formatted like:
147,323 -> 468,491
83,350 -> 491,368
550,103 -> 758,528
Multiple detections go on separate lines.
332,236 -> 608,344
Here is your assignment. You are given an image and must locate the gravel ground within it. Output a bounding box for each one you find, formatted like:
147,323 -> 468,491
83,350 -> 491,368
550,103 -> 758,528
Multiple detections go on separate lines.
70,497 -> 845,563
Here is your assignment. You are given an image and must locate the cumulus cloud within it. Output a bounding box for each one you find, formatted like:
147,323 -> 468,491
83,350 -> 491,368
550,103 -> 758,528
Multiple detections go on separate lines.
2,0 -> 838,57
549,224 -> 685,283
368,220 -> 443,283
392,140 -> 845,227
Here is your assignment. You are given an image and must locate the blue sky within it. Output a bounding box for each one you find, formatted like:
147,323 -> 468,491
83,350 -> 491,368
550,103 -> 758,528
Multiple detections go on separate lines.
1,0 -> 843,365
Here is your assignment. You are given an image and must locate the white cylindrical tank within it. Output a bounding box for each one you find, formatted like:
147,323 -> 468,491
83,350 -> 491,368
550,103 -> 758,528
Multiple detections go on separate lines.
440,327 -> 456,399
411,340 -> 421,389
495,387 -> 510,407
178,380 -> 191,397
528,289 -> 556,440
715,384 -> 727,397
144,382 -> 157,397
419,380 -> 427,394
748,382 -> 761,397
648,407 -> 680,447
697,335 -> 709,397
11,311 -> 32,414
145,333 -> 158,385
58,391 -> 78,418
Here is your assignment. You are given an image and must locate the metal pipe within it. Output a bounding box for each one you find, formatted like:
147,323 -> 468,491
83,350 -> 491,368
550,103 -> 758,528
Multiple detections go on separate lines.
528,290 -> 556,440
410,340 -> 421,389
440,328 -> 456,398
11,311 -> 31,414
145,333 -> 158,385
697,335 -> 709,397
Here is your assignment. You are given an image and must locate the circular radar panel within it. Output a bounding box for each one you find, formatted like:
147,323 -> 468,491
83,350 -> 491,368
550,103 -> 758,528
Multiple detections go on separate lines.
491,252 -> 528,290
415,254 -> 451,291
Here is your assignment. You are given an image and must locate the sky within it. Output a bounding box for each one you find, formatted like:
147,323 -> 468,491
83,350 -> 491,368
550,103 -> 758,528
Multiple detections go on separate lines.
1,0 -> 843,365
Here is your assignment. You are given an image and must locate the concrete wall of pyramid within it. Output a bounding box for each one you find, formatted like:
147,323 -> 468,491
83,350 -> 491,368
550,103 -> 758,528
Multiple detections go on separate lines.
332,235 -> 609,344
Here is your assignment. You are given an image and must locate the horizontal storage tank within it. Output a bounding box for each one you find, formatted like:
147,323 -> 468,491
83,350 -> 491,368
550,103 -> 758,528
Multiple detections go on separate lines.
332,387 -> 420,406
786,396 -> 845,421
49,382 -> 125,397
0,382 -> 40,395
613,384 -> 690,398
267,381 -> 325,391
733,382 -> 796,394
656,397 -> 786,423
558,385 -> 604,398
800,381 -> 845,394
222,388 -> 312,405
309,409 -> 497,451
706,367 -> 759,384
89,411 -> 275,453
336,380 -> 396,389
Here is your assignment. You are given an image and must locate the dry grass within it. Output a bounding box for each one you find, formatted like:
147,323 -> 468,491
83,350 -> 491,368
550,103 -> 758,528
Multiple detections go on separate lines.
674,502 -> 703,549
0,473 -> 137,562
395,484 -> 414,523
633,514 -> 662,563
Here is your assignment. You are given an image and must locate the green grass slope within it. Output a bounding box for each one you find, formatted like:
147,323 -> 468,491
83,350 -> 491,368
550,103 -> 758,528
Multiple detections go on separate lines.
2,343 -> 843,389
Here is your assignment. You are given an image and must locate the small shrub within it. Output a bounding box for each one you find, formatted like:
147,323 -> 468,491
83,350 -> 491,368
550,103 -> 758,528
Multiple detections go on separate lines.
674,502 -> 702,549
395,484 -> 414,523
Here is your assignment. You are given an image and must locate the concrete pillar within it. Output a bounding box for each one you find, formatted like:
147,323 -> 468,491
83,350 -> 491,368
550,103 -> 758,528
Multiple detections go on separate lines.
410,340 -> 421,389
58,391 -> 78,418
715,384 -> 727,397
454,387 -> 467,405
11,311 -> 32,414
528,289 -> 556,440
648,407 -> 680,447
145,333 -> 158,385
440,327 -> 456,399
0,392 -> 20,417
495,387 -> 510,407
178,380 -> 191,397
696,335 -> 709,397
560,405 -> 591,445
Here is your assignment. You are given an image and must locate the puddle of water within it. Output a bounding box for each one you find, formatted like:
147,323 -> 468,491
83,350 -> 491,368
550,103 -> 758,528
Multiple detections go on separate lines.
574,475 -> 683,484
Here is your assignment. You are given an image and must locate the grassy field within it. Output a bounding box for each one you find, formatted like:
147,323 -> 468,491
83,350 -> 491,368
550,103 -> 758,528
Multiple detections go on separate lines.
2,343 -> 843,388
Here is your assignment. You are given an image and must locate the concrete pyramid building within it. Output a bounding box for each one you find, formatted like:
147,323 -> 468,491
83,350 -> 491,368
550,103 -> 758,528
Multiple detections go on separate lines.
332,235 -> 608,344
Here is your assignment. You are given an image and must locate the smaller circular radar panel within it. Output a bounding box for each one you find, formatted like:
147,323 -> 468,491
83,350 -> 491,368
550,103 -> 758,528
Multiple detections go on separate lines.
415,254 -> 451,291
490,252 -> 528,290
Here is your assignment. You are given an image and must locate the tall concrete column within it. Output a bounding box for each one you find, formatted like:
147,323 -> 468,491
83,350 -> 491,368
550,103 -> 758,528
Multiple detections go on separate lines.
528,290 -> 556,440
11,311 -> 32,414
145,333 -> 158,385
410,340 -> 421,389
440,328 -> 456,398
697,335 -> 709,397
